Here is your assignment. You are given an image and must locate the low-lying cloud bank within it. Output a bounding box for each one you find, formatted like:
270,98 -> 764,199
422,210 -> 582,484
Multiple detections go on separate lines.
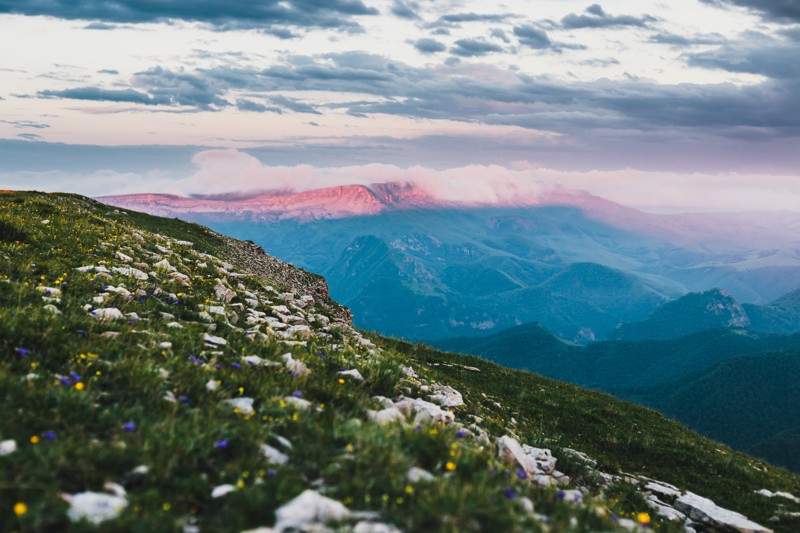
2,148 -> 799,213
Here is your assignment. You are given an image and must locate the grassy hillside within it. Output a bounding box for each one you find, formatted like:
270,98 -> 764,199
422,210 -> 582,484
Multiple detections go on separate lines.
1,191 -> 799,532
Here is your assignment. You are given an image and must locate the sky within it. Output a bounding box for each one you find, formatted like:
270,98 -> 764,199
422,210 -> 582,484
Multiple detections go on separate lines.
1,0 -> 799,212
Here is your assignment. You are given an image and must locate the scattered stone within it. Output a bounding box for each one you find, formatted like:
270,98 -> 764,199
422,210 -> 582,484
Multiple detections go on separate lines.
755,489 -> 800,504
153,259 -> 173,272
281,353 -> 310,377
44,304 -> 62,315
286,324 -> 312,339
223,397 -> 254,415
206,379 -> 220,392
64,491 -> 128,524
37,285 -> 62,298
407,466 -> 435,483
427,384 -> 464,407
646,495 -> 686,522
0,439 -> 17,456
260,444 -> 289,465
91,308 -> 125,321
211,484 -> 236,498
203,333 -> 227,346
367,407 -> 405,425
284,396 -> 312,410
400,365 -> 417,378
644,480 -> 682,499
353,521 -> 403,533
338,369 -> 364,381
273,490 -> 350,532
675,492 -> 773,533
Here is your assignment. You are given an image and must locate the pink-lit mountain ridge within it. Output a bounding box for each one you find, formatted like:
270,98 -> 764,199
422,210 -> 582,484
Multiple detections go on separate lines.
100,182 -> 800,342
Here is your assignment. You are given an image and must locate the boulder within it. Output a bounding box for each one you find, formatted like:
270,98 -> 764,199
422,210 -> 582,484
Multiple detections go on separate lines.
675,492 -> 772,533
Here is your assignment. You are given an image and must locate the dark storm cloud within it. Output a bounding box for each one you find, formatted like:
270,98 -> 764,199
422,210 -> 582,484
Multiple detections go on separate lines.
701,0 -> 800,22
0,0 -> 378,32
391,0 -> 420,20
451,38 -> 504,57
412,38 -> 446,54
513,25 -> 552,49
561,4 -> 656,29
132,67 -> 230,109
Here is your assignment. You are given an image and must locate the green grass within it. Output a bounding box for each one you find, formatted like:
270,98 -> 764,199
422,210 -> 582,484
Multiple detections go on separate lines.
1,191 -> 798,532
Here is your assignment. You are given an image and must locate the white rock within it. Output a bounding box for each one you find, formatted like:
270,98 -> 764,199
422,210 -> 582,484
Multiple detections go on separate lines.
283,396 -> 312,410
211,484 -> 236,498
400,366 -> 417,378
203,333 -> 227,346
76,265 -> 95,272
353,522 -> 403,533
406,466 -> 434,483
260,444 -> 289,465
367,407 -> 405,425
497,435 -> 538,474
411,399 -> 455,425
166,321 -> 183,329
675,492 -> 773,533
755,489 -> 800,504
281,353 -> 310,377
0,439 -> 17,456
131,465 -> 150,475
103,482 -> 127,498
273,490 -> 350,532
91,308 -> 125,321
645,480 -> 682,499
206,379 -> 220,392
242,355 -> 281,368
37,286 -> 62,298
66,491 -> 128,524
223,397 -> 254,415
286,325 -> 312,340
338,369 -> 364,381
215,280 -> 236,303
426,384 -> 464,407
112,267 -> 148,280
44,304 -> 62,315
153,259 -> 173,272
647,495 -> 686,522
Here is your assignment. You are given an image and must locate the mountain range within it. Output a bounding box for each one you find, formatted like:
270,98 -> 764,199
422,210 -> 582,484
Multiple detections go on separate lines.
435,323 -> 800,472
101,183 -> 800,343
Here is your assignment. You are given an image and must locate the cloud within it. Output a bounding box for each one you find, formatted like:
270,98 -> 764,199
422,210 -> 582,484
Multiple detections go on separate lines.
391,0 -> 419,20
686,40 -> 800,80
236,99 -> 282,113
8,147 -> 794,214
16,133 -> 42,140
649,32 -> 728,46
513,25 -> 552,49
0,119 -> 50,129
38,87 -> 172,106
438,12 -> 512,24
451,38 -> 504,57
412,38 -> 446,54
561,4 -> 656,29
97,69 -> 120,75
701,0 -> 800,22
0,0 -> 379,32
269,95 -> 322,114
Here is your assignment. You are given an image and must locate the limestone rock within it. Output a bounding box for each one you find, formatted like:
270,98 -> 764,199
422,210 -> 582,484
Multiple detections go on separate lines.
0,439 -> 17,456
223,397 -> 254,415
273,490 -> 350,532
367,407 -> 405,425
675,492 -> 772,533
91,308 -> 125,321
65,491 -> 128,524
427,384 -> 464,407
260,444 -> 289,465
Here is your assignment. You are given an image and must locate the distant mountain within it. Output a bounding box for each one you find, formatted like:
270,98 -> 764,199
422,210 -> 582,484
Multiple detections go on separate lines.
745,289 -> 800,335
434,323 -> 800,471
101,183 -> 800,342
610,289 -> 750,341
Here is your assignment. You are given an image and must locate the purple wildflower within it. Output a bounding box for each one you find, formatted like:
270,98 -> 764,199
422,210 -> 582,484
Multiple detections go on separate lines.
293,391 -> 302,398
516,468 -> 528,480
42,431 -> 56,441
15,347 -> 30,357
266,469 -> 275,477
122,422 -> 136,432
59,376 -> 71,386
456,429 -> 466,438
231,363 -> 241,369
69,371 -> 82,382
503,487 -> 517,500
214,438 -> 229,449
